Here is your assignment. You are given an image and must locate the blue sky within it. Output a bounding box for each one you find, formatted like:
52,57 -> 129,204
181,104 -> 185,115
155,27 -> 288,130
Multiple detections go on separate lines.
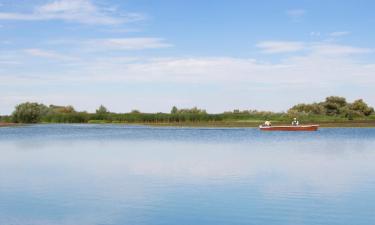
1,0 -> 375,114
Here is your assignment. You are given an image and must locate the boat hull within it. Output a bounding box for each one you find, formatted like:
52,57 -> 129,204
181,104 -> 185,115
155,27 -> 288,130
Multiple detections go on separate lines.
259,125 -> 319,131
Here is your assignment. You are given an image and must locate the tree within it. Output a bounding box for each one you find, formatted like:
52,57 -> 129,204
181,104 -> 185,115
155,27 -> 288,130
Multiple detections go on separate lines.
12,102 -> 49,123
171,106 -> 178,114
323,96 -> 348,116
177,107 -> 207,114
49,105 -> 76,113
131,109 -> 141,114
325,96 -> 347,107
288,96 -> 374,119
96,105 -> 109,115
288,103 -> 325,115
350,99 -> 374,116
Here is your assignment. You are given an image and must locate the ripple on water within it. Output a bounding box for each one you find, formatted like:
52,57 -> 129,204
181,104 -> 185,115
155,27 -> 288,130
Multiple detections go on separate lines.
1,125 -> 375,225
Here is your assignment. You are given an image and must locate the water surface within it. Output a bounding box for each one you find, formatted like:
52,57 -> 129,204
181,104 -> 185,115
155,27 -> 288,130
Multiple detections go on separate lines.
1,125 -> 375,225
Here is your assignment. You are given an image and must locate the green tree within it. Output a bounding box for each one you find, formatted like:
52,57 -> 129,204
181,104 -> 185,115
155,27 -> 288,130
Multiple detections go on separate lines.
288,103 -> 326,115
49,105 -> 76,114
325,96 -> 347,107
350,99 -> 374,116
177,107 -> 207,114
12,102 -> 49,123
323,96 -> 348,116
131,109 -> 141,114
171,106 -> 178,114
96,105 -> 109,114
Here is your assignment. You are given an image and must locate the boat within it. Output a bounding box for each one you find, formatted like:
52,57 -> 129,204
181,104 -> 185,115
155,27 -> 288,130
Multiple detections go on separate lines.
259,125 -> 319,131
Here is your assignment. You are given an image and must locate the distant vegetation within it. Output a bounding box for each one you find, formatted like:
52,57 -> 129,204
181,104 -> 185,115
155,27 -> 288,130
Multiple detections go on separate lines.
12,102 -> 49,123
1,96 -> 374,125
288,96 -> 374,119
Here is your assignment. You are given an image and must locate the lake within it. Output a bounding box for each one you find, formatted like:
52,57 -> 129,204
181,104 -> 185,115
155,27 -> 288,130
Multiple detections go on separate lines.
1,124 -> 375,225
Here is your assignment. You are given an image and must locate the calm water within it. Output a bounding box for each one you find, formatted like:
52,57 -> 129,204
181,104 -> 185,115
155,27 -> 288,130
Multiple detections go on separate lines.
1,124 -> 375,225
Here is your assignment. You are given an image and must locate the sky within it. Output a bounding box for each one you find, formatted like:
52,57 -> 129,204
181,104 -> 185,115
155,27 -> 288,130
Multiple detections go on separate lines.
1,0 -> 375,114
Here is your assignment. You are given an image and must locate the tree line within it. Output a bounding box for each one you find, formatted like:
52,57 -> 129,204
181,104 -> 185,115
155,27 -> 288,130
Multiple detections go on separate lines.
1,96 -> 374,124
288,96 -> 374,120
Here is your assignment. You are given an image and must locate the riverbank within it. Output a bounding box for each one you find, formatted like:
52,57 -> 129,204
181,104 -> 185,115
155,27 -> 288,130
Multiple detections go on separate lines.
94,120 -> 375,128
0,122 -> 18,127
3,121 -> 375,128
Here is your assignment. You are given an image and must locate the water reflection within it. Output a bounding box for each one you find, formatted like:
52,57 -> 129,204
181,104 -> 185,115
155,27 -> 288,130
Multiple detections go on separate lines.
1,125 -> 375,225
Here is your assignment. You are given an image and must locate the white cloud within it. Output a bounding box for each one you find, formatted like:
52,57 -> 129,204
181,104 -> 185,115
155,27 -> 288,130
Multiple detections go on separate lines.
311,43 -> 372,55
310,31 -> 321,37
1,52 -> 375,113
286,9 -> 306,19
329,31 -> 350,37
0,0 -> 144,25
87,38 -> 172,50
55,53 -> 374,89
257,40 -> 373,55
256,41 -> 305,53
24,48 -> 76,60
37,0 -> 96,13
1,40 -> 375,113
4,41 -> 375,86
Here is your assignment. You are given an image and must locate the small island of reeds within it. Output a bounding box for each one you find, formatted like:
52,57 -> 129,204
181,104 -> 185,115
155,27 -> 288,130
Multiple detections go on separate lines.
1,96 -> 374,127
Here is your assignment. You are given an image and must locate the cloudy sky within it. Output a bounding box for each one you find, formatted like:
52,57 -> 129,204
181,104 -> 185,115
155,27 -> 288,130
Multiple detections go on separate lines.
1,0 -> 375,114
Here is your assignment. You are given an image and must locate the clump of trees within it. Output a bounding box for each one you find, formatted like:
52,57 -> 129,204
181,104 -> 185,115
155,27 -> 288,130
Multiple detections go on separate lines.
10,102 -> 88,123
49,105 -> 76,114
5,96 -> 374,124
8,103 -> 219,124
96,105 -> 109,115
170,106 -> 207,114
288,96 -> 374,120
12,102 -> 49,123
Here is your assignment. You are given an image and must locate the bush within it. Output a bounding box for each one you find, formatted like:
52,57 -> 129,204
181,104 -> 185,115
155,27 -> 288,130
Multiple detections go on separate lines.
12,102 -> 49,123
288,96 -> 374,119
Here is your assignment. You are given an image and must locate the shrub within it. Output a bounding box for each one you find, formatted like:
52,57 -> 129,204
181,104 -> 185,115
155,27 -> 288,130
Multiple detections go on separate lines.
12,102 -> 49,123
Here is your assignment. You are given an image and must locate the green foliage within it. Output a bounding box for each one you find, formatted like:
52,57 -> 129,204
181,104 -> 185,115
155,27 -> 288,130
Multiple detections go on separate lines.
12,102 -> 49,123
42,112 -> 89,123
350,99 -> 374,116
0,115 -> 13,123
49,105 -> 76,113
6,96 -> 375,125
171,106 -> 178,114
131,109 -> 141,114
323,96 -> 347,116
172,107 -> 207,114
288,103 -> 325,115
93,105 -> 109,120
288,96 -> 374,119
96,105 -> 109,114
325,96 -> 347,107
88,120 -> 110,124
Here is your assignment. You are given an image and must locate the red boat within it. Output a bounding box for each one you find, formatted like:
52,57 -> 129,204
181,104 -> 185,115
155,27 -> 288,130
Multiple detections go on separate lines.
259,125 -> 319,131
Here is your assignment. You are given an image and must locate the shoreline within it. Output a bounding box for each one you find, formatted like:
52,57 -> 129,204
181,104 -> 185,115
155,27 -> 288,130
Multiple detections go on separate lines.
0,122 -> 18,127
135,121 -> 375,128
2,121 -> 375,128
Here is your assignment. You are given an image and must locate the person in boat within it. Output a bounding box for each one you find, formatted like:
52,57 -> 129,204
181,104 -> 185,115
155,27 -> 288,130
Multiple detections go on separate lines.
264,121 -> 272,126
292,118 -> 299,126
